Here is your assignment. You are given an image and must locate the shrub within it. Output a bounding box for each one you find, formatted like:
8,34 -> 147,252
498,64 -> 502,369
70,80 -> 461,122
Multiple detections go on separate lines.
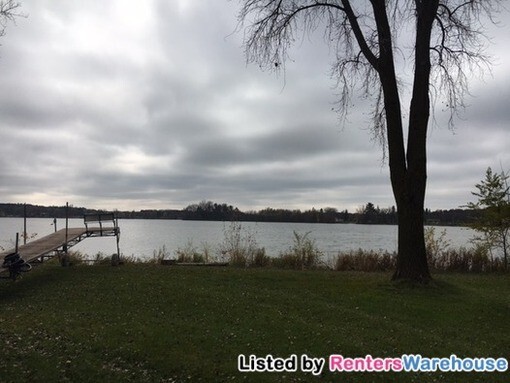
58,251 -> 117,266
92,252 -> 112,265
59,250 -> 85,266
425,227 -> 450,264
251,248 -> 270,267
152,245 -> 170,263
332,243 -> 504,273
424,227 -> 498,272
175,240 -> 206,263
219,222 -> 264,267
274,231 -> 323,269
272,253 -> 300,269
470,244 -> 490,272
335,249 -> 395,272
201,243 -> 214,263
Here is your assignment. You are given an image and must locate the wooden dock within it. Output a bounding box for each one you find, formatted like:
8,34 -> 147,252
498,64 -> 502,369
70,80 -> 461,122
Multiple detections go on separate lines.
1,227 -> 119,265
1,213 -> 120,276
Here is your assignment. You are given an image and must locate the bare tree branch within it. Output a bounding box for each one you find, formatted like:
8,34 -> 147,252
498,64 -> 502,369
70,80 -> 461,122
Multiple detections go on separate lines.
238,1 -> 390,132
340,0 -> 379,69
431,0 -> 502,127
0,0 -> 22,38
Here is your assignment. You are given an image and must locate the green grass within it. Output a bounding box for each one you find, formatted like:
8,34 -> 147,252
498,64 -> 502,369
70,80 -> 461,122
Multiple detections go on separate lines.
0,264 -> 508,382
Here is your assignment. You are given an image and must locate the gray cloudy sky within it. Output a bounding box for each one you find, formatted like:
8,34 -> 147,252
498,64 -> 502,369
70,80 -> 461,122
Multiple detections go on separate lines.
0,1 -> 508,212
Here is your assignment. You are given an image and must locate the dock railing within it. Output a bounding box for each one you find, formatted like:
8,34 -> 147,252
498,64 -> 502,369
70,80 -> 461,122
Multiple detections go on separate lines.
83,213 -> 121,262
84,213 -> 118,235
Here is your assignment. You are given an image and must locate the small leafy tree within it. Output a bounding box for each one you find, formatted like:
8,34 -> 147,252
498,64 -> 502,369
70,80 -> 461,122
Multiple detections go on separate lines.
466,167 -> 510,270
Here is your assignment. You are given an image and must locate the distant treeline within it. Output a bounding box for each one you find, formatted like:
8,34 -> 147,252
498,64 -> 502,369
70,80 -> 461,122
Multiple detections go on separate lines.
0,201 -> 478,226
0,203 -> 93,219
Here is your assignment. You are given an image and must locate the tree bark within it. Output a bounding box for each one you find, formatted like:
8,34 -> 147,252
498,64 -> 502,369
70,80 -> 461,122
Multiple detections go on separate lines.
392,194 -> 431,282
391,2 -> 438,283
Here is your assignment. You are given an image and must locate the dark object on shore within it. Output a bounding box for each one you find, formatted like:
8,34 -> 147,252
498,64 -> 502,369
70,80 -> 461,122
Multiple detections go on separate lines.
160,259 -> 228,267
2,253 -> 32,281
1,233 -> 32,280
111,253 -> 121,266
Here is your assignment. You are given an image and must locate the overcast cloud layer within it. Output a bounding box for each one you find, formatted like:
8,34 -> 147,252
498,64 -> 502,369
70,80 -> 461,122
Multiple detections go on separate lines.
0,0 -> 508,212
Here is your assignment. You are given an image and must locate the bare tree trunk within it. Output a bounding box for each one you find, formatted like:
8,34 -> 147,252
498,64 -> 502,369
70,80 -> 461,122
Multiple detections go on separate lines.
392,193 -> 431,282
378,1 -> 436,283
387,113 -> 431,283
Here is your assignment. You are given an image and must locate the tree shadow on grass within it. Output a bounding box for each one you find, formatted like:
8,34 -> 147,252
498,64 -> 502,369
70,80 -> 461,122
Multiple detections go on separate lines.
377,276 -> 464,297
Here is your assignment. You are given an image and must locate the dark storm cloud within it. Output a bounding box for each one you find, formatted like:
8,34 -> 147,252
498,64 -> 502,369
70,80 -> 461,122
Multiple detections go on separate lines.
182,124 -> 344,168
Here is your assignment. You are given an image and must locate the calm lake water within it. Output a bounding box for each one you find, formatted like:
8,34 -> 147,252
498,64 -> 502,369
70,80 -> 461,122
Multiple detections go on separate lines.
0,218 -> 475,260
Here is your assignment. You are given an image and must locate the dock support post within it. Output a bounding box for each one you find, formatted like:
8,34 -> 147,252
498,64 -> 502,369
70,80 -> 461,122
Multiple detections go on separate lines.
62,202 -> 70,267
116,218 -> 120,256
23,204 -> 27,245
116,235 -> 120,259
112,217 -> 121,266
65,202 -> 69,247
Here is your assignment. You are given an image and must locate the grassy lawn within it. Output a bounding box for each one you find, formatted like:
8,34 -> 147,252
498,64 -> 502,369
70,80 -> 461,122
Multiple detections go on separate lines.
0,264 -> 508,382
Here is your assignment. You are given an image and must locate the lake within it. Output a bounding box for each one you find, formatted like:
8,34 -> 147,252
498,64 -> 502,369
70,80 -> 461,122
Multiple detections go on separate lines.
0,217 -> 476,261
